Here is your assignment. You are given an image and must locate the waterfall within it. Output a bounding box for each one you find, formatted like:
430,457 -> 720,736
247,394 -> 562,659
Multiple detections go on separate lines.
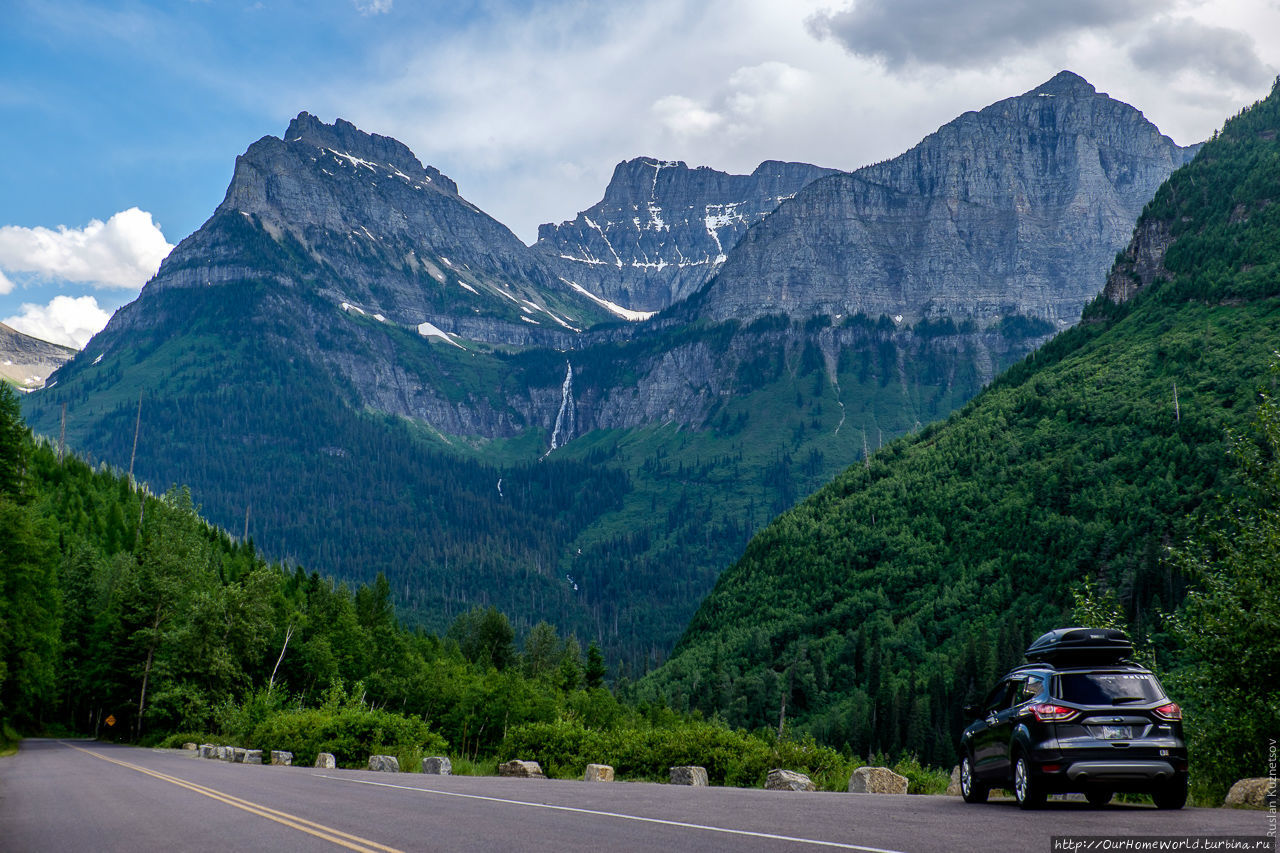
547,362 -> 575,453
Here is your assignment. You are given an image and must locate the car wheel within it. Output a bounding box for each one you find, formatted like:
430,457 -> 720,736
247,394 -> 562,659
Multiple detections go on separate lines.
960,754 -> 988,804
1152,774 -> 1188,810
1085,789 -> 1113,808
1013,754 -> 1046,810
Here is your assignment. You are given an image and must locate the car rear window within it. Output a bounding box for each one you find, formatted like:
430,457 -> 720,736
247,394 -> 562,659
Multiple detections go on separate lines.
1055,672 -> 1165,705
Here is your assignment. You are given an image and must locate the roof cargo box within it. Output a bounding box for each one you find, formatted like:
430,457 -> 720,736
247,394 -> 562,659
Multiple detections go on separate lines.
1025,627 -> 1133,665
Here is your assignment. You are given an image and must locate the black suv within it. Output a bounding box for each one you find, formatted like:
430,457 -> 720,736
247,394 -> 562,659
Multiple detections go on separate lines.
958,627 -> 1188,809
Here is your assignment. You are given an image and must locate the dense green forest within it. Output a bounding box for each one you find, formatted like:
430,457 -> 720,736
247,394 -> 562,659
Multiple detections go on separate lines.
22,254 -> 1039,671
642,80 -> 1280,803
0,382 -> 945,791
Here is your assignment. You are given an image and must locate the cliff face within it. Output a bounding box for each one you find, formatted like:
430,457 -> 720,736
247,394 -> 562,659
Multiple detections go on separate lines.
691,71 -> 1199,327
532,158 -> 836,311
0,323 -> 75,390
152,112 -> 612,342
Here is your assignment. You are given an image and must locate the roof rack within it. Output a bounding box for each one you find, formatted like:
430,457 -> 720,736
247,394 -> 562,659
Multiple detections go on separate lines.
1024,627 -> 1133,665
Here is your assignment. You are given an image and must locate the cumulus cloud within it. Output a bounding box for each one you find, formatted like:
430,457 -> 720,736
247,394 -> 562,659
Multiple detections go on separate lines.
807,0 -> 1157,71
1129,18 -> 1274,87
353,0 -> 392,14
0,208 -> 172,290
4,295 -> 112,350
652,61 -> 817,142
0,268 -> 13,296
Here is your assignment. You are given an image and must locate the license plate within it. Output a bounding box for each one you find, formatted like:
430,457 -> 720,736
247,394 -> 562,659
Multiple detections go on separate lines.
1099,725 -> 1128,739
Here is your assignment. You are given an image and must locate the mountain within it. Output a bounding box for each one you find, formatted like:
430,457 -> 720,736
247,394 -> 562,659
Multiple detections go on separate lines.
0,324 -> 75,390
170,111 -> 615,344
24,74 -> 1195,667
532,158 -> 837,312
640,80 -> 1280,772
687,71 -> 1198,327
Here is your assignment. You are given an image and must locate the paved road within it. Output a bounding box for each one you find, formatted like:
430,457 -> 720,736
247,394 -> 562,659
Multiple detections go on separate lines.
0,740 -> 1269,852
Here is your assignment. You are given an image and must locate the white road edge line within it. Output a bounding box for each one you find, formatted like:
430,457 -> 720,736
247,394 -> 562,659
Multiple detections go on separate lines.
313,774 -> 909,853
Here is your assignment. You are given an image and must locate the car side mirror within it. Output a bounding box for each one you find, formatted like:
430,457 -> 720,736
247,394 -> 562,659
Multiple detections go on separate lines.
963,704 -> 981,719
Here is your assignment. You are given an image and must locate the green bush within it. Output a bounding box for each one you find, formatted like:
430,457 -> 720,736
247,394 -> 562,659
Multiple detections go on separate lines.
500,719 -> 859,788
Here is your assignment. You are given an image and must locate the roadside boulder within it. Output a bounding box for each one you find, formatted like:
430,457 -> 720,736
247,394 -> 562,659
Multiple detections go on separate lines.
315,752 -> 336,769
243,750 -> 262,765
368,755 -> 400,773
270,751 -> 293,766
584,764 -> 615,783
216,746 -> 234,762
182,742 -> 197,751
766,769 -> 816,792
421,756 -> 451,775
946,766 -> 961,796
231,747 -> 248,763
198,744 -> 216,759
669,766 -> 709,786
848,767 -> 909,794
1224,778 -> 1277,809
499,760 -> 546,779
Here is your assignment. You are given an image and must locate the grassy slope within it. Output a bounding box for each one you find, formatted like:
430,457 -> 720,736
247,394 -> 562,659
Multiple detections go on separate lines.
640,81 -> 1280,766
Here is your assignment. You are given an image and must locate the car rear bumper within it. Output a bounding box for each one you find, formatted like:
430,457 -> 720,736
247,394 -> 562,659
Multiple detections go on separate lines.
1065,760 -> 1176,782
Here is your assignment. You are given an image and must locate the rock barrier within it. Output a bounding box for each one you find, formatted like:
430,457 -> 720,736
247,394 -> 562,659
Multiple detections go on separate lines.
368,755 -> 400,773
315,752 -> 336,769
848,766 -> 908,794
765,769 -> 815,792
421,756 -> 451,775
1224,778 -> 1276,809
584,764 -> 614,782
498,760 -> 546,778
669,766 -> 709,786
270,751 -> 293,766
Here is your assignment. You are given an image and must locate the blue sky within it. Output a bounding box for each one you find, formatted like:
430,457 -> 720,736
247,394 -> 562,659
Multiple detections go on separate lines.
2,0 -> 1276,347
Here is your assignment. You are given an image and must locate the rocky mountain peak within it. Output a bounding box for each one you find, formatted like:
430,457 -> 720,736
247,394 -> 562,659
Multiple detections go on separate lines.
282,112 -> 450,189
690,71 -> 1199,327
533,156 -> 836,311
1032,69 -> 1096,96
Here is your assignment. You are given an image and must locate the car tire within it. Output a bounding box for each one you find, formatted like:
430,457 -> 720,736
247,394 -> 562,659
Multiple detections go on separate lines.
960,754 -> 988,804
1152,774 -> 1188,810
1013,754 -> 1046,810
1085,789 -> 1113,808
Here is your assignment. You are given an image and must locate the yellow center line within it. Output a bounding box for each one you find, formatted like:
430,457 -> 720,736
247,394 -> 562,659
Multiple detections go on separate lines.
60,742 -> 404,853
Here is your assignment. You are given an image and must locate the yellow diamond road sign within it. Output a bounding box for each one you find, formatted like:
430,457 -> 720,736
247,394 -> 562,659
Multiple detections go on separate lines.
105,715 -> 116,727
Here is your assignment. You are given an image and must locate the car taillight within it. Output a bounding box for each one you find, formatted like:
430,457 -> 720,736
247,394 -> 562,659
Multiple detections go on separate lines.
1153,702 -> 1182,721
1028,703 -> 1078,722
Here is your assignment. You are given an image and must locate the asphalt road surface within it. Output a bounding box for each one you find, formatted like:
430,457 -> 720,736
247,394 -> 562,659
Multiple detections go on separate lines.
0,739 -> 1269,852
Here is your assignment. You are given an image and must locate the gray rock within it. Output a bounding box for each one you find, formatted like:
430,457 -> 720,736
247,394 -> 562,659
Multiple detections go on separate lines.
181,742 -> 198,751
270,751 -> 293,766
669,766 -> 709,786
498,760 -> 546,779
533,158 -> 837,312
231,747 -> 248,764
947,765 -> 962,796
583,764 -> 614,783
765,769 -> 815,792
848,767 -> 909,794
694,71 -> 1198,328
315,752 -> 336,769
215,746 -> 234,762
243,750 -> 262,765
420,756 -> 451,775
0,322 -> 75,390
198,744 -> 217,759
1224,778 -> 1276,809
368,755 -> 400,773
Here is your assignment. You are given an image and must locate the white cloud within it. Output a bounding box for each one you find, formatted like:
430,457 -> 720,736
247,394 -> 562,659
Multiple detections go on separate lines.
0,207 -> 173,290
652,95 -> 724,139
1128,18 -> 1273,88
353,0 -> 392,15
0,268 -> 13,295
4,295 -> 112,350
